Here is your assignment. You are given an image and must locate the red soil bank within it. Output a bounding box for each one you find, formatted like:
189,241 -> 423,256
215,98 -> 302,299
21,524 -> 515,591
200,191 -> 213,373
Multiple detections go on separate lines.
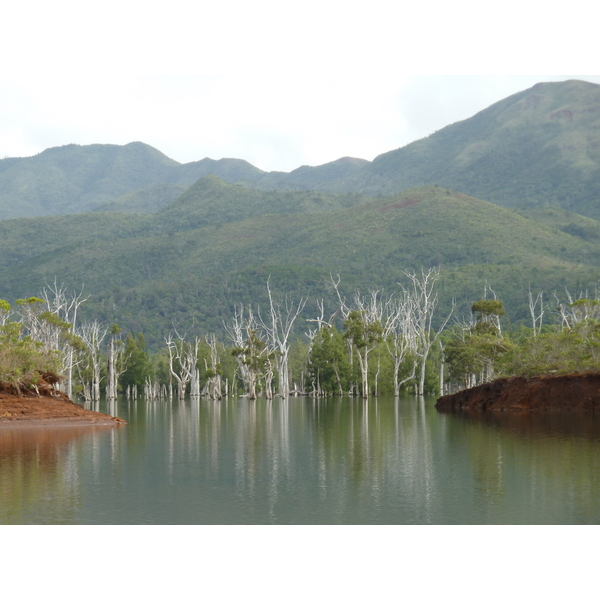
0,374 -> 126,427
435,373 -> 600,412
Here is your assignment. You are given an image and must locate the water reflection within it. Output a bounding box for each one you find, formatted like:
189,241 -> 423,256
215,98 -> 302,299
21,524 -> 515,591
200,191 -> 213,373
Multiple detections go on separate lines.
447,408 -> 600,439
0,425 -> 113,524
2,397 -> 600,524
440,409 -> 600,523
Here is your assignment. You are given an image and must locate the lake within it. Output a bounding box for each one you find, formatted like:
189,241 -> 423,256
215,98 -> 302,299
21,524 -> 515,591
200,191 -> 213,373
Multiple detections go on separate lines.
2,395 -> 599,524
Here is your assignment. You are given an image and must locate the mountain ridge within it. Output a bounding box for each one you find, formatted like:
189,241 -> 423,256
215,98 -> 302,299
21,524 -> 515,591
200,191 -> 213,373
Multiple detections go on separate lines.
2,79 -> 599,220
314,79 -> 600,215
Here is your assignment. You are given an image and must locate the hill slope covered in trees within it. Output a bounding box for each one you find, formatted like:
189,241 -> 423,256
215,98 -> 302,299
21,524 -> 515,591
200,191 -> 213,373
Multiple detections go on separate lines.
2,185 -> 600,346
309,80 -> 600,218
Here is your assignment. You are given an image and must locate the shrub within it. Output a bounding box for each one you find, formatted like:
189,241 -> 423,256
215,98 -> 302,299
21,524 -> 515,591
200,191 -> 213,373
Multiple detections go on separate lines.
0,308 -> 61,394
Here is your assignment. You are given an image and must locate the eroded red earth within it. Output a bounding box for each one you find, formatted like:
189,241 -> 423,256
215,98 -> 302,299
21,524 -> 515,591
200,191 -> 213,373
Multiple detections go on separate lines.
436,373 -> 600,412
0,374 -> 126,428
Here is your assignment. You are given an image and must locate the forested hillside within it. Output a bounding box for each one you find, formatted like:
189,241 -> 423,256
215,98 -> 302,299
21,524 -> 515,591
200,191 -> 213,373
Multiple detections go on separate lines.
0,143 -> 268,219
308,80 -> 600,218
2,185 -> 600,347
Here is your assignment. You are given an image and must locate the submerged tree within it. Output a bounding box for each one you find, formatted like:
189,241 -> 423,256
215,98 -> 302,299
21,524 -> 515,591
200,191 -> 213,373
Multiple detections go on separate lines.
259,280 -> 306,398
119,333 -> 153,392
225,305 -> 269,400
79,321 -> 107,401
203,333 -> 223,400
383,291 -> 418,396
166,329 -> 199,400
402,268 -> 454,395
343,308 -> 384,398
106,324 -> 127,401
307,324 -> 350,396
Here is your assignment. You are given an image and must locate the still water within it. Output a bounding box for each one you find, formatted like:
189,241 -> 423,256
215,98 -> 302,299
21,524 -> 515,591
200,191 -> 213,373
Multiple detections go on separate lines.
2,395 -> 600,524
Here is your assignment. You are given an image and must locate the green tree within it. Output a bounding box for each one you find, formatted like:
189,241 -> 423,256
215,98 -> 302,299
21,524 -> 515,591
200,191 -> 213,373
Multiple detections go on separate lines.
231,327 -> 269,400
308,325 -> 350,396
343,310 -> 383,398
471,299 -> 505,335
0,299 -> 61,393
120,333 -> 153,390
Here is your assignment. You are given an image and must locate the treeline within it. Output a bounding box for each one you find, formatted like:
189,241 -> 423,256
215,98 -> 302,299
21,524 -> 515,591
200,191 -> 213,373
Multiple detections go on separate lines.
3,274 -> 600,400
443,289 -> 600,389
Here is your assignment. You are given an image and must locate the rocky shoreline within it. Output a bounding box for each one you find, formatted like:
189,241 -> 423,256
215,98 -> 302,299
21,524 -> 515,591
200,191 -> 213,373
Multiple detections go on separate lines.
435,373 -> 600,412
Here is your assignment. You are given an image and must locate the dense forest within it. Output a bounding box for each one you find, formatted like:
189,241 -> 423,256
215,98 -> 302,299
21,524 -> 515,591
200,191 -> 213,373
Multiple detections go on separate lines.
3,272 -> 600,402
2,183 -> 600,348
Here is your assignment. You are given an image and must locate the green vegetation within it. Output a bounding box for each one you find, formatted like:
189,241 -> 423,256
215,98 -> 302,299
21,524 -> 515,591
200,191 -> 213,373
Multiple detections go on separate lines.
0,300 -> 61,393
2,79 -> 600,397
5,277 -> 600,401
92,183 -> 188,214
2,183 -> 600,348
320,80 -> 600,219
156,174 -> 373,231
445,295 -> 600,390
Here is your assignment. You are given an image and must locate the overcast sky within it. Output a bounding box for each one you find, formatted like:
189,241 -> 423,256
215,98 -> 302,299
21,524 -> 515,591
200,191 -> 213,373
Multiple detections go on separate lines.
1,0 -> 598,172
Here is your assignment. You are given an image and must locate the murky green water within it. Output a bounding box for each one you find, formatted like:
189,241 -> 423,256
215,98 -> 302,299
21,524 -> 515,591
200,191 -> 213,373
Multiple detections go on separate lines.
1,395 -> 600,524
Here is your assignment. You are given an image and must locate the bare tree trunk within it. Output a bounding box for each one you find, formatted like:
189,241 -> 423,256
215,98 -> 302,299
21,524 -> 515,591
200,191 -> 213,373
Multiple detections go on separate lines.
205,334 -> 222,400
260,280 -> 306,398
80,321 -> 107,402
166,330 -> 199,401
529,288 -> 544,337
106,337 -> 116,400
402,268 -> 454,396
439,340 -> 445,396
356,346 -> 369,398
190,368 -> 201,397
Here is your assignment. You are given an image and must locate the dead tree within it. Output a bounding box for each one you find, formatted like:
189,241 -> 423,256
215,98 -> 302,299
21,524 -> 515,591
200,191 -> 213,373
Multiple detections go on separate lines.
260,280 -> 306,398
79,321 -> 107,401
528,288 -> 544,337
402,268 -> 454,396
225,305 -> 267,400
383,291 -> 418,397
166,330 -> 199,400
553,286 -> 600,330
106,324 -> 126,400
39,282 -> 88,397
203,333 -> 223,400
330,276 -> 390,398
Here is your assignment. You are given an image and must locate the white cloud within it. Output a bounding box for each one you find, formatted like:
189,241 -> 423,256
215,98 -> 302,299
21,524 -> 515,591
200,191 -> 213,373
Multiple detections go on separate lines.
1,1 -> 599,171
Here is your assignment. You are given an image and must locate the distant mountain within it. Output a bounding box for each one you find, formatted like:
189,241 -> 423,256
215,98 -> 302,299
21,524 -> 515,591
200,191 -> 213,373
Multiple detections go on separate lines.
176,157 -> 266,186
0,142 -> 180,219
311,80 -> 600,217
2,79 -> 599,221
155,174 -> 374,230
93,183 -> 188,214
0,143 -> 269,219
0,140 -> 370,219
249,157 -> 371,190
